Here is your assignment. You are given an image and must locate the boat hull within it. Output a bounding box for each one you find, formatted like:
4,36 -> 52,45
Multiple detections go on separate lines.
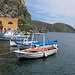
14,45 -> 58,58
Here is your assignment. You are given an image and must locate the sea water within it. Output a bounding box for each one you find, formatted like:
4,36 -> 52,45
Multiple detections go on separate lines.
0,32 -> 75,75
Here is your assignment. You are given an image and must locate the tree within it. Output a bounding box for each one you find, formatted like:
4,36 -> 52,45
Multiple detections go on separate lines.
18,18 -> 35,32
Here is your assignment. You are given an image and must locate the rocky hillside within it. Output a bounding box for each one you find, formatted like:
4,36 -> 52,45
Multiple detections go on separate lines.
31,20 -> 75,33
0,0 -> 31,21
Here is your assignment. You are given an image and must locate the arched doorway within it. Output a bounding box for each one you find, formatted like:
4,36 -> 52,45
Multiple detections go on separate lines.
0,26 -> 3,32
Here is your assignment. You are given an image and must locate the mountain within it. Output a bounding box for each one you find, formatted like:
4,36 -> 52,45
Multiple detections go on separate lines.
31,20 -> 75,33
0,0 -> 75,33
0,0 -> 31,21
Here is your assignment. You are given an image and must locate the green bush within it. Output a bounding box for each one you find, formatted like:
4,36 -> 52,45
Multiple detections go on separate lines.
18,18 -> 35,32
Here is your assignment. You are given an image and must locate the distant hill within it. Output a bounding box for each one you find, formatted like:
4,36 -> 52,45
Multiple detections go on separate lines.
31,20 -> 75,33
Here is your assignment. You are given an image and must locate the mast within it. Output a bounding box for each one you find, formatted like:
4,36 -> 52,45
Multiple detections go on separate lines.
30,33 -> 34,48
43,33 -> 45,47
43,33 -> 47,57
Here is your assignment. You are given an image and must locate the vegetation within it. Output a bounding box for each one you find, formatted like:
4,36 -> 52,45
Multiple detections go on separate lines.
0,0 -> 33,32
18,18 -> 35,33
0,0 -> 31,20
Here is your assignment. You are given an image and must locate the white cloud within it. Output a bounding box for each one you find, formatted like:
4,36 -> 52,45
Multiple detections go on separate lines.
25,0 -> 75,28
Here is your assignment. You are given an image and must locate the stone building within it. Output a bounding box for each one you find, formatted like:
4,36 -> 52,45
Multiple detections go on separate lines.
0,17 -> 18,32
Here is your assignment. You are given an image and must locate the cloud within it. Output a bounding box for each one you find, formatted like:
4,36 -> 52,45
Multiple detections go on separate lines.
25,0 -> 75,28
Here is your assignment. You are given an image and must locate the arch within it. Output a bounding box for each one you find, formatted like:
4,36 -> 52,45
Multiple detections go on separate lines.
8,21 -> 13,24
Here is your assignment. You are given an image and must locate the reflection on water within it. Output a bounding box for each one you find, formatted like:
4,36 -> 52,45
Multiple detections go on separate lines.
0,40 -> 57,75
0,41 -> 18,75
0,70 -> 2,75
0,41 -> 9,54
10,47 -> 18,52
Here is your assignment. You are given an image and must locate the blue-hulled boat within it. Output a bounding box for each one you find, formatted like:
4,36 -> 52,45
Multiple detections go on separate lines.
0,30 -> 30,41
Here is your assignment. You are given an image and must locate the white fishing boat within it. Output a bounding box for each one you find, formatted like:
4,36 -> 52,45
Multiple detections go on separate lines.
10,38 -> 38,47
14,33 -> 58,58
1,30 -> 30,41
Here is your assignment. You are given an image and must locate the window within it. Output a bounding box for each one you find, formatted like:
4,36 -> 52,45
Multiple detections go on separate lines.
0,21 -> 2,26
4,28 -> 6,30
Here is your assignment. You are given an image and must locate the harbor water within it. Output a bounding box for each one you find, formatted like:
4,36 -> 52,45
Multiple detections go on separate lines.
0,32 -> 75,75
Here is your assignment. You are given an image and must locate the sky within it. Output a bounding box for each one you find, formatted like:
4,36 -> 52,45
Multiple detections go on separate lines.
24,0 -> 75,28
